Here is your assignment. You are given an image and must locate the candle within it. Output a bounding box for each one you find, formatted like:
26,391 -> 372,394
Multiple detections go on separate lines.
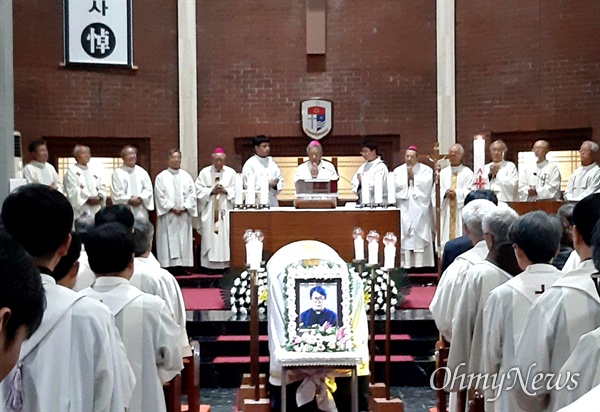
374,172 -> 383,205
259,174 -> 269,206
382,232 -> 398,269
246,174 -> 256,206
353,227 -> 365,261
366,230 -> 380,265
243,230 -> 254,266
473,134 -> 486,177
362,172 -> 371,206
387,171 -> 396,206
234,174 -> 244,206
253,230 -> 264,270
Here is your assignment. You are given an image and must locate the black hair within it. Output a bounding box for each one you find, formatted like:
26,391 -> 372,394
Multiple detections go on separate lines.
52,232 -> 82,282
74,215 -> 95,243
0,228 -> 45,347
573,194 -> 600,246
28,140 -> 47,154
361,139 -> 378,153
95,204 -> 135,232
252,135 -> 270,147
592,221 -> 600,271
309,285 -> 327,299
465,189 -> 499,206
509,211 -> 562,263
1,184 -> 73,259
85,223 -> 134,275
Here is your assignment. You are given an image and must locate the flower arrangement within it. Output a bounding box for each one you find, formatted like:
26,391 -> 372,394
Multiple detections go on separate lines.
348,266 -> 407,315
283,322 -> 354,353
228,269 -> 268,316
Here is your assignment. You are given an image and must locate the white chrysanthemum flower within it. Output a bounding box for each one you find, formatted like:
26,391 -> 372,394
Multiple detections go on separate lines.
234,278 -> 241,286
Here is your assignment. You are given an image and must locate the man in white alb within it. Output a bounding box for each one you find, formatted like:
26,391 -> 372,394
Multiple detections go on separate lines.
64,144 -> 106,218
483,139 -> 518,201
518,140 -> 561,201
351,139 -> 389,205
196,148 -> 237,270
22,140 -> 63,193
154,149 -> 198,270
563,140 -> 600,201
294,140 -> 338,182
394,145 -> 434,268
241,135 -> 283,207
435,143 -> 474,247
111,145 -> 154,219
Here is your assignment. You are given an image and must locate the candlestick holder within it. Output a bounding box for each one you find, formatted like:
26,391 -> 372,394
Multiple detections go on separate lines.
352,259 -> 366,275
366,262 -> 380,384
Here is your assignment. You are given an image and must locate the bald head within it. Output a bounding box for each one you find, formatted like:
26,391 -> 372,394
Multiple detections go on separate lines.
533,140 -> 550,163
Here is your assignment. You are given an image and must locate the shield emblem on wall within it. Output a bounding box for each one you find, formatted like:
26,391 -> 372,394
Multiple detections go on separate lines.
301,99 -> 332,140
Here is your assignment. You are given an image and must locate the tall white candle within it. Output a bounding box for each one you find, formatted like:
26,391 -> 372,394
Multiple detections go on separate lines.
250,240 -> 262,270
368,241 -> 379,265
259,174 -> 269,206
354,236 -> 364,260
387,171 -> 396,206
374,172 -> 383,205
234,174 -> 244,206
246,174 -> 256,206
383,244 -> 396,269
473,134 -> 486,177
362,172 -> 371,206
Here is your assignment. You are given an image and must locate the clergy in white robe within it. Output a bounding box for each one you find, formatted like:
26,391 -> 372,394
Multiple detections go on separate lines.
483,140 -> 519,202
480,211 -> 563,412
563,141 -> 600,201
518,140 -> 562,201
561,250 -> 581,273
196,148 -> 236,269
429,199 -> 497,341
110,145 -> 154,220
133,218 -> 192,356
241,135 -> 283,207
446,207 -> 519,396
22,140 -> 63,193
553,327 -> 600,410
0,185 -> 134,412
154,149 -> 198,268
80,222 -> 183,412
435,144 -> 474,247
557,383 -> 600,412
394,146 -> 434,268
71,214 -> 97,291
351,139 -> 389,204
64,144 -> 106,218
294,140 -> 339,182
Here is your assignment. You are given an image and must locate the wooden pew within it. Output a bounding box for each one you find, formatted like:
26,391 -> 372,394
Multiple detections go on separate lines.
433,340 -> 449,412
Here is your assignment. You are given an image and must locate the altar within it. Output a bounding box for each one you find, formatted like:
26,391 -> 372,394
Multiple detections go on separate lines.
229,207 -> 401,268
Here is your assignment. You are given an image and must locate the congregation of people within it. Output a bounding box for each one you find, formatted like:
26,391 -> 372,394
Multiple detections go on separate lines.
2,134 -> 600,411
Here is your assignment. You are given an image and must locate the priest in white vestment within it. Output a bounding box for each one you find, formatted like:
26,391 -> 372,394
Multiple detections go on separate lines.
435,143 -> 474,248
111,145 -> 155,220
64,144 -> 106,218
154,149 -> 198,269
557,384 -> 600,412
22,140 -> 63,193
351,139 -> 389,205
446,207 -> 519,400
481,211 -> 563,412
241,135 -> 283,207
71,214 -> 97,291
81,222 -> 183,412
483,140 -> 519,202
196,148 -> 236,270
133,218 -> 192,356
563,140 -> 600,201
0,184 -> 134,412
394,146 -> 434,268
518,140 -> 562,201
511,194 -> 600,412
429,199 -> 497,341
294,140 -> 339,182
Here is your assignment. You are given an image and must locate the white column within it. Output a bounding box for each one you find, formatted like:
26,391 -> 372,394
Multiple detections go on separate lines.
0,0 -> 15,202
178,0 -> 198,177
436,0 -> 456,154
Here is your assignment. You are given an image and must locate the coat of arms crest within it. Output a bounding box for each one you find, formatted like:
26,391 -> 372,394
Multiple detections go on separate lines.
301,99 -> 332,140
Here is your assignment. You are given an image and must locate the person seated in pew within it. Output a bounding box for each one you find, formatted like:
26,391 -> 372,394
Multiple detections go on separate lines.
81,222 -> 183,412
0,228 -> 45,382
511,194 -> 600,412
446,206 -> 520,408
430,198 -> 497,342
294,140 -> 338,182
481,211 -> 563,411
53,232 -> 82,290
440,190 -> 498,274
551,221 -> 600,410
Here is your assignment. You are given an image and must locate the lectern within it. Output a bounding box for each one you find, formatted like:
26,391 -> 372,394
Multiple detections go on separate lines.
294,179 -> 338,209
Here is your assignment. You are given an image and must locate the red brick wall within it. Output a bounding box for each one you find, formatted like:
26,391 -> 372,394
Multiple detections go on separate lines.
456,0 -> 600,163
13,0 -> 179,176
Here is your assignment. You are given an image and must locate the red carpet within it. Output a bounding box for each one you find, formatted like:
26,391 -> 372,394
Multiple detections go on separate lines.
399,286 -> 436,309
181,288 -> 225,310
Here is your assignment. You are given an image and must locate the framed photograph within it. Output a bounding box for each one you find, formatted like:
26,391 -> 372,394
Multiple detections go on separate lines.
297,279 -> 341,330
